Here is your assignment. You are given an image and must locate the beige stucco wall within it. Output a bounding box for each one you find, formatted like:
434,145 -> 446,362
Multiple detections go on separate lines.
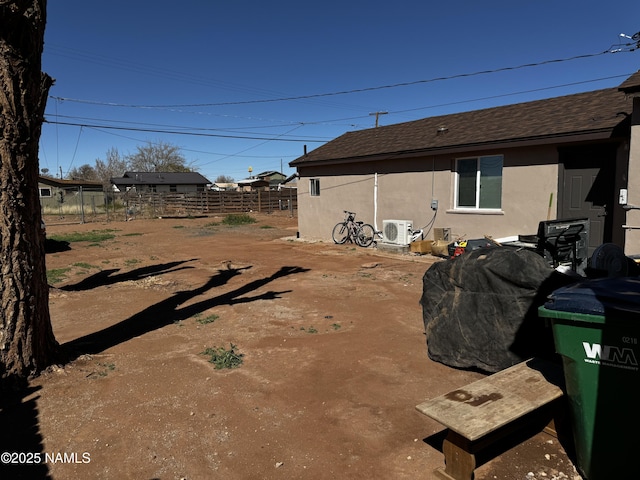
296,145 -> 560,243
624,97 -> 640,254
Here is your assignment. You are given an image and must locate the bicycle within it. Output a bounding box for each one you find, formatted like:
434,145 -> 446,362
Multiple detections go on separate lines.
332,211 -> 376,247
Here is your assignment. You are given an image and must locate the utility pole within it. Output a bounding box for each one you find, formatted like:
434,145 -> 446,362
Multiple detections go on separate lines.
369,111 -> 388,128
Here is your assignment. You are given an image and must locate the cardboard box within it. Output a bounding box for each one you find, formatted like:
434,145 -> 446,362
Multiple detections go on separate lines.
433,227 -> 451,242
430,240 -> 451,257
410,240 -> 433,254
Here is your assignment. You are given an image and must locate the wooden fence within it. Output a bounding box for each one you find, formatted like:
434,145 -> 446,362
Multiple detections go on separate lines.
124,189 -> 297,218
43,188 -> 297,224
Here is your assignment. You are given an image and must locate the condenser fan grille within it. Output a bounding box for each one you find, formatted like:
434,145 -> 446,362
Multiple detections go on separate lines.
384,222 -> 398,242
382,220 -> 412,245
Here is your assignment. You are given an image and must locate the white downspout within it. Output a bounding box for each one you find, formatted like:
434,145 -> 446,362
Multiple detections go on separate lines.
374,173 -> 379,231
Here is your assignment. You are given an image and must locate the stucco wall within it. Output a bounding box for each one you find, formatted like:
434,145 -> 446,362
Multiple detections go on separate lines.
296,145 -> 559,243
624,97 -> 640,254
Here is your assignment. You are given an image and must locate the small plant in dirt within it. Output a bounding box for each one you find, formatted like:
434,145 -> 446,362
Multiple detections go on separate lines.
47,267 -> 71,284
48,230 -> 117,244
300,326 -> 318,334
195,313 -> 219,325
222,213 -> 256,226
201,344 -> 244,369
98,362 -> 115,371
124,258 -> 140,266
73,262 -> 98,270
331,323 -> 341,330
122,232 -> 143,237
88,362 -> 116,379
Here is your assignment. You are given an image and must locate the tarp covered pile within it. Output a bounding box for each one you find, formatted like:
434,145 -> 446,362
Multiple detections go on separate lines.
420,247 -> 574,373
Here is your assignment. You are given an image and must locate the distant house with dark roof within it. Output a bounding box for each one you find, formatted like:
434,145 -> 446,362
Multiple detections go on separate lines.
235,171 -> 287,191
256,171 -> 287,189
110,172 -> 211,193
236,177 -> 269,192
38,176 -> 104,211
290,71 -> 640,254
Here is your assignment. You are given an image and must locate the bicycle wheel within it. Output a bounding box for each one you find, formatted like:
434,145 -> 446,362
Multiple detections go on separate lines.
356,223 -> 375,247
332,222 -> 349,244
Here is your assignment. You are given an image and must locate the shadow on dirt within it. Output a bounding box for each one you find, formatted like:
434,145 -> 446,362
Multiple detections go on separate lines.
44,239 -> 70,254
0,376 -> 51,480
59,260 -> 197,291
62,265 -> 309,360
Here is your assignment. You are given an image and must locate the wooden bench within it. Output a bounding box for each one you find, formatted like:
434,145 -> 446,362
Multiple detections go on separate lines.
415,357 -> 566,480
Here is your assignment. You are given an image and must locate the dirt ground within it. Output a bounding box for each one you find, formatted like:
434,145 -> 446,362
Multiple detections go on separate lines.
3,213 -> 581,479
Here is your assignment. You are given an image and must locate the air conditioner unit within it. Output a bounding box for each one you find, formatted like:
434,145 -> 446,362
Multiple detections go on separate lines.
382,219 -> 412,245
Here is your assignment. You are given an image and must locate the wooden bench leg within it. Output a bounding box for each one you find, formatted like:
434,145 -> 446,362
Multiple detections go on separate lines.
433,430 -> 476,480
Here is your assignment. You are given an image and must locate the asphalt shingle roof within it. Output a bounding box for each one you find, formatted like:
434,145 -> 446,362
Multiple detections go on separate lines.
291,86 -> 633,166
111,172 -> 210,185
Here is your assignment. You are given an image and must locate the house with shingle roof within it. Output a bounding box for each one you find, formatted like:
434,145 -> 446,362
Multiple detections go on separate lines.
290,71 -> 640,254
110,171 -> 211,193
38,176 -> 105,211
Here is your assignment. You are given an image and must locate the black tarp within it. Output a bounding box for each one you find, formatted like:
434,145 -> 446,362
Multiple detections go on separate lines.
420,247 -> 575,373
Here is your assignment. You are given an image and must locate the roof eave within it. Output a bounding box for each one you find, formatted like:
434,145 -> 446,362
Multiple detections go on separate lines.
292,128 -> 624,167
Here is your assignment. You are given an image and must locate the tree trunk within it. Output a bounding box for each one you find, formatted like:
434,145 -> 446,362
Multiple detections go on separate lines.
0,0 -> 58,380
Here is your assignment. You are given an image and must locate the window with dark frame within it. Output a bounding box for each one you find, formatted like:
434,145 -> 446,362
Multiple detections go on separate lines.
39,188 -> 52,197
310,178 -> 320,196
455,155 -> 503,210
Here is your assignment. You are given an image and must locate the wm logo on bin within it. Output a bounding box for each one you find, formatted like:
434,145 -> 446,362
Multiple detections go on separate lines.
583,342 -> 638,368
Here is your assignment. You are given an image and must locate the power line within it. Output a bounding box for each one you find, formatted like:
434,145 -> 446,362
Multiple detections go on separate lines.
44,113 -> 331,139
49,43 -> 639,109
46,44 -> 369,112
46,73 -> 635,135
44,119 -> 325,143
392,73 -> 635,115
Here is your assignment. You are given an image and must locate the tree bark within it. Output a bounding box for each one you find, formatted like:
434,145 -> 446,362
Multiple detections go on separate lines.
0,0 -> 58,380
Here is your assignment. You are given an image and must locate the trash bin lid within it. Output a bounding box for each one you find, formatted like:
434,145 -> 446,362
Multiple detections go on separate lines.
544,276 -> 640,317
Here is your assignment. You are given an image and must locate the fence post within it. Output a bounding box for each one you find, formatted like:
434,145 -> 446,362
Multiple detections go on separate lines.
79,186 -> 85,223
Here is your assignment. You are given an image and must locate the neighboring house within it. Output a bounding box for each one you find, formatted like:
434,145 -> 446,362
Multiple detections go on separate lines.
278,172 -> 299,190
110,172 -> 211,193
256,171 -> 287,189
236,177 -> 270,191
236,171 -> 287,191
290,71 -> 640,255
210,182 -> 238,191
38,176 -> 104,211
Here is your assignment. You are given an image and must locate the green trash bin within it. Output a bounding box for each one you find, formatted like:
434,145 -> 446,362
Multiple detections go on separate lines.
539,276 -> 640,479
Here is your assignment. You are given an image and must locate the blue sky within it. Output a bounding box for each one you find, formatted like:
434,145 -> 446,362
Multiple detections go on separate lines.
40,1 -> 640,182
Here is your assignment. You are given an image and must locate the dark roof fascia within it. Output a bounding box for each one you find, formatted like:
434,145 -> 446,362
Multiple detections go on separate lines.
619,70 -> 640,94
293,128 -> 624,167
39,176 -> 103,189
118,172 -> 211,185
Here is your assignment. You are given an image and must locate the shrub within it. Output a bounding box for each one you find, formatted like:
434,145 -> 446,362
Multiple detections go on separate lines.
201,344 -> 244,369
222,214 -> 256,226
